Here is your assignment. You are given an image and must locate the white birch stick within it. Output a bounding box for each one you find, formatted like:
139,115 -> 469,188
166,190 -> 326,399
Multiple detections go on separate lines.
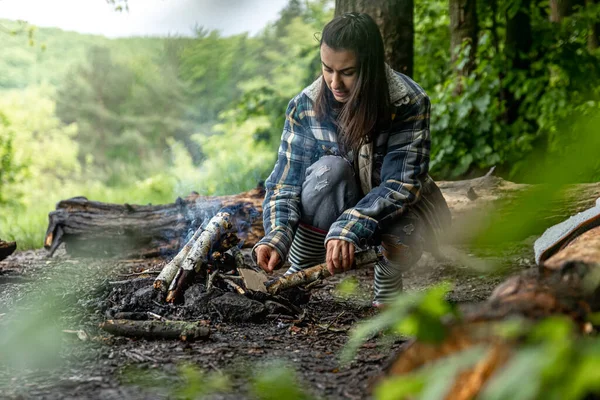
153,225 -> 204,292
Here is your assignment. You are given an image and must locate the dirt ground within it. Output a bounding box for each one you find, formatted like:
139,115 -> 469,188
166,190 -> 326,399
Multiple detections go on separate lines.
0,241 -> 536,400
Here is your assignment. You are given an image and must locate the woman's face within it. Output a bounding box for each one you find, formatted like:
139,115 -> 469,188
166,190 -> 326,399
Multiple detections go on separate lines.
320,44 -> 358,103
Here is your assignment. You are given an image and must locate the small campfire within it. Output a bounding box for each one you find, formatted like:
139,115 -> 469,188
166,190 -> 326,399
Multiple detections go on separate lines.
100,209 -> 382,341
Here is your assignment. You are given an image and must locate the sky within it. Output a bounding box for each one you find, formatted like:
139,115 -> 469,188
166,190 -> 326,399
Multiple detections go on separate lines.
0,0 -> 291,37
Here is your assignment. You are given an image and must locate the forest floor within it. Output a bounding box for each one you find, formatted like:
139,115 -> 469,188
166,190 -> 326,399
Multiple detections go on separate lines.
0,241 -> 536,400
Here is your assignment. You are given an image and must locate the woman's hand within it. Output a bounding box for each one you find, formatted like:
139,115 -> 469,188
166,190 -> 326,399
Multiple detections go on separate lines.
326,239 -> 355,276
255,245 -> 281,274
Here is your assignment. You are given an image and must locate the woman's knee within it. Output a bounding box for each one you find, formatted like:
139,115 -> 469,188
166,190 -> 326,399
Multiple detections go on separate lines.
380,234 -> 423,269
300,156 -> 361,230
379,212 -> 425,270
303,156 -> 355,189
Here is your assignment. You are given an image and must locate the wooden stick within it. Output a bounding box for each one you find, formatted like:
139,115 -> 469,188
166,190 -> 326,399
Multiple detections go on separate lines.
154,226 -> 204,292
166,211 -> 234,303
206,270 -> 219,293
265,248 -> 382,295
180,212 -> 234,273
230,247 -> 246,269
223,278 -> 246,295
165,269 -> 195,303
99,319 -> 210,342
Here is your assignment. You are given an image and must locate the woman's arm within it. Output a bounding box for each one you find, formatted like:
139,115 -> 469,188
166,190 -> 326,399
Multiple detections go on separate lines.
253,97 -> 316,268
326,91 -> 431,247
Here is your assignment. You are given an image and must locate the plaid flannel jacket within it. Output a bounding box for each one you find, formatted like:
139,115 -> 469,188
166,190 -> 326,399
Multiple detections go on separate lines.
256,67 -> 431,264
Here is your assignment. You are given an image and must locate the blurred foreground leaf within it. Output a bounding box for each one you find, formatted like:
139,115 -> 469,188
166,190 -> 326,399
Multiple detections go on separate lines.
342,283 -> 455,364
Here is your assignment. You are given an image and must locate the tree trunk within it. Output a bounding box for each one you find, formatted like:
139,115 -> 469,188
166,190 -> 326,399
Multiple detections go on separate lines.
503,0 -> 533,124
385,223 -> 600,399
335,0 -> 414,77
587,0 -> 600,50
449,0 -> 478,81
550,0 -> 585,21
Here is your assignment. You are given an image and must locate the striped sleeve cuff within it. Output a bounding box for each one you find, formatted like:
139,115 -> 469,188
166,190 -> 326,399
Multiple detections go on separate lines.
325,214 -> 378,249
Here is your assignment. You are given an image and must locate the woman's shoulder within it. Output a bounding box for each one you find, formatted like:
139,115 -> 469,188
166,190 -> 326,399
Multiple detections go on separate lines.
284,80 -> 321,120
386,66 -> 429,107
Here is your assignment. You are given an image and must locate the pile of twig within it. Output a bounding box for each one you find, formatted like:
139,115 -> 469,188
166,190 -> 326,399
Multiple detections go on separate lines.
153,210 -> 248,303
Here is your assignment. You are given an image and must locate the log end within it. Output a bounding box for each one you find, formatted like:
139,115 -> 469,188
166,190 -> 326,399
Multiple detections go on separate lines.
0,240 -> 17,261
181,326 -> 211,342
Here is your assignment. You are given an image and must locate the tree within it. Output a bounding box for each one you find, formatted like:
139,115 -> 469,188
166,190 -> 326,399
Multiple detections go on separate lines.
503,0 -> 533,125
334,0 -> 414,76
449,0 -> 478,80
550,0 -> 584,21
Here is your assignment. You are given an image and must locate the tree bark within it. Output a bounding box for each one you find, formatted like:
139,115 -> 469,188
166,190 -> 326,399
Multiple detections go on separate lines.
550,0 -> 584,21
44,177 -> 600,258
335,0 -> 414,76
449,0 -> 478,81
587,0 -> 600,50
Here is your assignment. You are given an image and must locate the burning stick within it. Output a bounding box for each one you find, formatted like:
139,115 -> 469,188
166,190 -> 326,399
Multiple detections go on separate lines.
100,319 -> 210,342
265,248 -> 382,295
165,211 -> 234,303
154,226 -> 204,292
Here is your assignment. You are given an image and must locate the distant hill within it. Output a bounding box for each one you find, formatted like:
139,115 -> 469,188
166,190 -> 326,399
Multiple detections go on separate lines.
0,19 -> 171,89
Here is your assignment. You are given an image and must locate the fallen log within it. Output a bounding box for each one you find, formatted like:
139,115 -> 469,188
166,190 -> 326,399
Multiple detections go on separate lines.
99,319 -> 210,342
44,177 -> 600,258
0,240 -> 16,261
44,185 -> 264,258
383,224 -> 600,399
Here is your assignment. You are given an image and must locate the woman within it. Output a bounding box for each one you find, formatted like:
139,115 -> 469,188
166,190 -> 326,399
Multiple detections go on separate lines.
253,12 -> 451,306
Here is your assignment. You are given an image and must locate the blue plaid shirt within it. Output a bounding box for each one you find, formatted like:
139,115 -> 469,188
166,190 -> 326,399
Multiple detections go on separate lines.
256,70 -> 431,264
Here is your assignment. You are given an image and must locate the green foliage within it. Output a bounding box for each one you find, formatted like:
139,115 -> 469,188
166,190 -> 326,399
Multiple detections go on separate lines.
173,364 -> 231,399
417,0 -> 600,180
252,361 -> 313,400
0,1 -> 334,248
468,109 -> 600,248
375,346 -> 486,400
480,317 -> 600,400
342,283 -> 456,364
0,18 -> 162,90
0,113 -> 25,205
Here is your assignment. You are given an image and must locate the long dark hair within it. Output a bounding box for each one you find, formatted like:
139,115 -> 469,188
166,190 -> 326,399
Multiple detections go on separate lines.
315,12 -> 391,152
